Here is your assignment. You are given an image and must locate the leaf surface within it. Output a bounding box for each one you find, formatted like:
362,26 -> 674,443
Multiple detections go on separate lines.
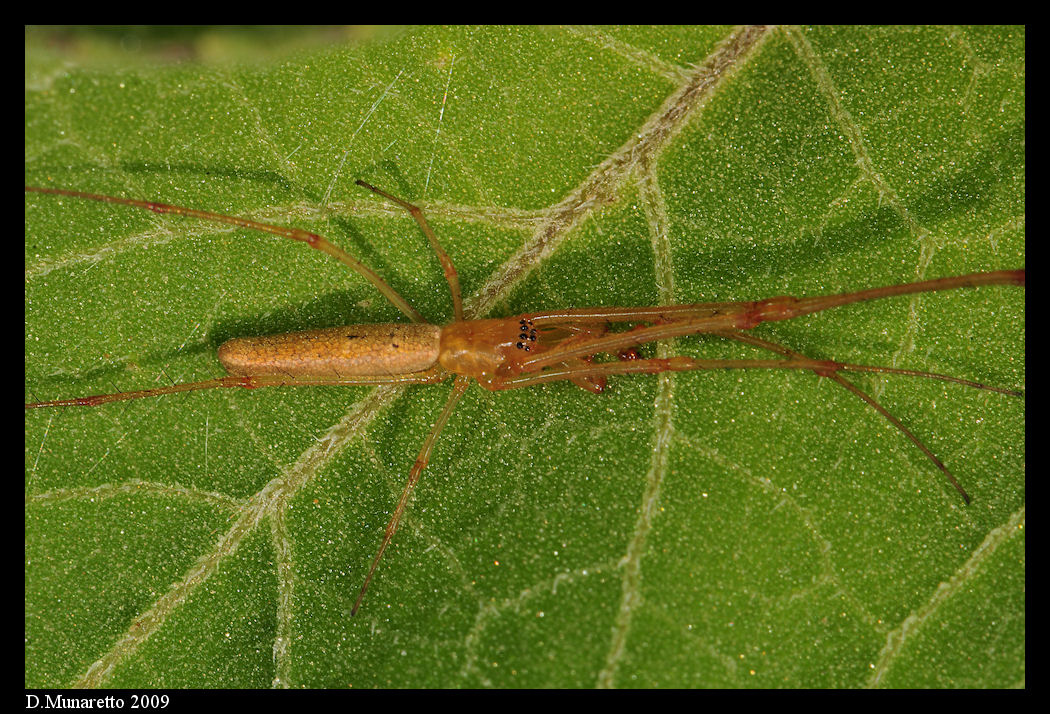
25,25 -> 1025,688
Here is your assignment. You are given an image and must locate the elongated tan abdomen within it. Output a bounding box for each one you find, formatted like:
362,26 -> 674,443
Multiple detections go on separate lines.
218,323 -> 442,377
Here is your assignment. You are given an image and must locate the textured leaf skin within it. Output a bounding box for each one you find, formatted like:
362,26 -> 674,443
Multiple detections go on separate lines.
26,26 -> 1024,689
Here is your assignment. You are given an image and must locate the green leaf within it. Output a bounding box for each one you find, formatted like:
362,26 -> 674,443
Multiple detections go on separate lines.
26,26 -> 1024,689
